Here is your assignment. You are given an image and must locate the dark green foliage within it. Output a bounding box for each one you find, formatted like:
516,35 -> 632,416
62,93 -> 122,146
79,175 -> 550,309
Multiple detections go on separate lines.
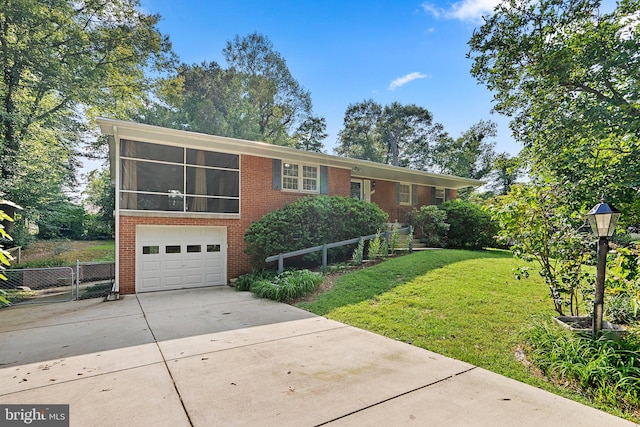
408,205 -> 449,247
234,270 -> 278,292
83,168 -> 115,237
335,99 -> 442,169
469,0 -> 640,225
37,202 -> 86,240
604,294 -> 637,325
408,201 -> 497,249
526,319 -> 640,414
83,214 -> 114,240
614,233 -> 640,248
1,0 -> 173,233
604,244 -> 640,324
244,196 -> 388,268
9,220 -> 35,247
250,269 -> 323,302
438,200 -> 498,250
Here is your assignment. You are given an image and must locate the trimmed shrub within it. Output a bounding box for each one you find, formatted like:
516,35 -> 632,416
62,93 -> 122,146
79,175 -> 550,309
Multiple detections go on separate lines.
244,196 -> 388,268
438,200 -> 498,249
408,205 -> 449,247
250,269 -> 323,302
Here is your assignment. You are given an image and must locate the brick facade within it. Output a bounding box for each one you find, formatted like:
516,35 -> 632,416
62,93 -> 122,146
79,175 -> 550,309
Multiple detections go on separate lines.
117,154 -> 351,294
369,180 -> 456,223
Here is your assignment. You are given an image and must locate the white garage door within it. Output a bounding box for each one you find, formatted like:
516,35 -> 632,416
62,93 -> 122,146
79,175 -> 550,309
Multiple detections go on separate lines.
136,226 -> 227,292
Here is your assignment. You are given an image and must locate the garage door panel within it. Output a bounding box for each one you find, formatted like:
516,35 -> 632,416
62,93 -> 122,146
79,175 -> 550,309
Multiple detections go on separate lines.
142,260 -> 162,271
165,277 -> 184,287
165,260 -> 183,270
137,226 -> 227,292
184,259 -> 204,269
142,277 -> 162,290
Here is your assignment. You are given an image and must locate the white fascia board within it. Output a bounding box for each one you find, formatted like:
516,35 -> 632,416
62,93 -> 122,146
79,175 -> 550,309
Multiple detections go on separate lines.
97,118 -> 483,190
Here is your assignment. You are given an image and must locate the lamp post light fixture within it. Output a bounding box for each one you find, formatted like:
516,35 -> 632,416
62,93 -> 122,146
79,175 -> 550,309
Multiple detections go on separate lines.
586,197 -> 621,336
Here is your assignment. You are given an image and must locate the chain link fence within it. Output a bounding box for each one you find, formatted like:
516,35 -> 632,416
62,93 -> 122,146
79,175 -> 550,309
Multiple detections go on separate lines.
1,267 -> 75,305
1,262 -> 115,306
76,261 -> 115,300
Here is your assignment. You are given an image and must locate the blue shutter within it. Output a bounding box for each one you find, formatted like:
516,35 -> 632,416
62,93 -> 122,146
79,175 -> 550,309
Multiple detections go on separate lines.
431,186 -> 437,205
395,182 -> 400,204
272,159 -> 281,190
320,166 -> 328,194
412,184 -> 418,206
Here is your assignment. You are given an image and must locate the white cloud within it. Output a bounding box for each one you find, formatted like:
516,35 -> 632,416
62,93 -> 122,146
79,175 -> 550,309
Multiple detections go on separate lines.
421,3 -> 443,18
449,0 -> 502,22
422,0 -> 502,23
388,72 -> 430,91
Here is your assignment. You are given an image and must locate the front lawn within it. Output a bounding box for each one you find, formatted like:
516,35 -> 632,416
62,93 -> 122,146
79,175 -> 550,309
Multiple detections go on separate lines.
15,239 -> 115,267
297,250 -> 638,422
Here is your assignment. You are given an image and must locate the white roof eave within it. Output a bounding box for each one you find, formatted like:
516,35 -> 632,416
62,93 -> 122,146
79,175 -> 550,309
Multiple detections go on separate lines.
97,117 -> 483,190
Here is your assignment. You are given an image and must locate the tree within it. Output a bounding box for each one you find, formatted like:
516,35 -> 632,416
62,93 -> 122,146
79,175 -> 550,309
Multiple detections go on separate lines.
469,0 -> 640,221
335,100 -> 442,168
490,182 -> 594,316
1,0 -> 173,239
5,117 -> 79,241
223,33 -> 314,145
291,116 -> 327,152
431,120 -> 498,180
381,102 -> 440,168
335,100 -> 385,162
140,33 -> 323,149
0,0 -> 173,179
490,153 -> 524,195
139,62 -> 262,140
84,168 -> 115,236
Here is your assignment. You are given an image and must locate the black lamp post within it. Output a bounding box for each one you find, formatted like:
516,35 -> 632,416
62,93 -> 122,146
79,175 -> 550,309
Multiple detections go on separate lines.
586,198 -> 621,336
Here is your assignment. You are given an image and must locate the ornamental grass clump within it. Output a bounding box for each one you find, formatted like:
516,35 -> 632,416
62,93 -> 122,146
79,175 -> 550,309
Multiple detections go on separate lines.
251,269 -> 323,302
525,318 -> 640,415
234,270 -> 278,291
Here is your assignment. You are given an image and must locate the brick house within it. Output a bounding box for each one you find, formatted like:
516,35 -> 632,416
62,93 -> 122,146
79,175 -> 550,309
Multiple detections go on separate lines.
98,118 -> 481,295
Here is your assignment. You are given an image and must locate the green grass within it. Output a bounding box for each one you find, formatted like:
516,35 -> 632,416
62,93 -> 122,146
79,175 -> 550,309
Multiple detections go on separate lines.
297,250 -> 639,422
16,240 -> 115,267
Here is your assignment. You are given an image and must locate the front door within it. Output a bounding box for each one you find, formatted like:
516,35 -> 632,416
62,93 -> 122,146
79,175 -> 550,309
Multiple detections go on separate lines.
351,179 -> 371,202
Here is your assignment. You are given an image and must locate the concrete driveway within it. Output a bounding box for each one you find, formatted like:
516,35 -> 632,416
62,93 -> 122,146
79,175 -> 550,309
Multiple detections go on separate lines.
0,287 -> 635,426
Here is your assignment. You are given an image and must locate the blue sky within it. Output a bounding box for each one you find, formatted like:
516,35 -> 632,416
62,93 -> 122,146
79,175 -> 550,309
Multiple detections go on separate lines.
138,0 -> 518,156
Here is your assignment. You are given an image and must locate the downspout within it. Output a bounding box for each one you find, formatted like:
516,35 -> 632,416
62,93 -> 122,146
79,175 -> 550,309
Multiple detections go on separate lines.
107,126 -> 121,300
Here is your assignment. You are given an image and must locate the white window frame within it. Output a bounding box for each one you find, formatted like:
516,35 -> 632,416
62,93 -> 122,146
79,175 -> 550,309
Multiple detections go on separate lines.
399,182 -> 411,205
118,140 -> 240,215
282,162 -> 319,194
282,162 -> 299,191
435,187 -> 446,205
